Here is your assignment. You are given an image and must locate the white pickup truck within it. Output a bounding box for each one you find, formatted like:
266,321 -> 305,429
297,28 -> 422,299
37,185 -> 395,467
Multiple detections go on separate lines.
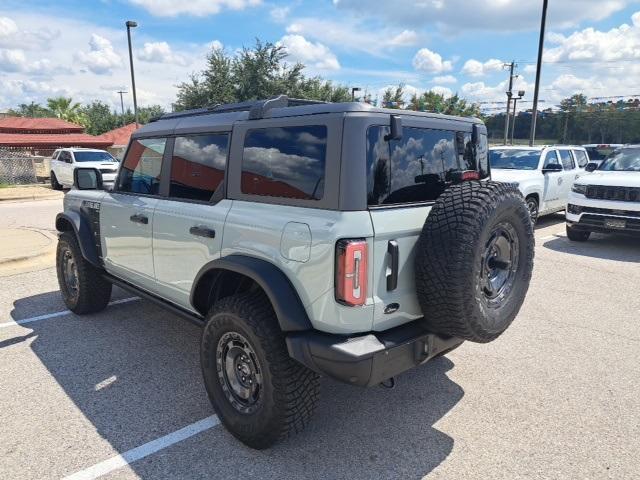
490,145 -> 589,223
50,148 -> 119,190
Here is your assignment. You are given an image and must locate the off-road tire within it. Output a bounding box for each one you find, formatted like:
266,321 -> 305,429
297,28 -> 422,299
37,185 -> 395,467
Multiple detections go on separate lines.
50,172 -> 62,190
525,195 -> 539,225
56,231 -> 112,314
201,293 -> 320,449
566,225 -> 590,242
415,181 -> 534,343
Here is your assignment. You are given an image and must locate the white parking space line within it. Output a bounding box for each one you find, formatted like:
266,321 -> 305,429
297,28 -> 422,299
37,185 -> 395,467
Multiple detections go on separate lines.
63,415 -> 220,480
0,297 -> 139,329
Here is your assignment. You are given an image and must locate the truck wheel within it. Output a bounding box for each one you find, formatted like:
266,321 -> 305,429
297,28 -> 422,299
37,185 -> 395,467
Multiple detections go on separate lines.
415,181 -> 534,343
566,225 -> 590,242
51,172 -> 62,190
525,195 -> 539,225
56,232 -> 112,314
201,293 -> 319,449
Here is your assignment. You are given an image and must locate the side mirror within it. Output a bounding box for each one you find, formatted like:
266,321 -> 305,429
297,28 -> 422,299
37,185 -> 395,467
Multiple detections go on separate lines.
74,168 -> 103,190
384,115 -> 403,141
542,164 -> 562,174
585,163 -> 598,172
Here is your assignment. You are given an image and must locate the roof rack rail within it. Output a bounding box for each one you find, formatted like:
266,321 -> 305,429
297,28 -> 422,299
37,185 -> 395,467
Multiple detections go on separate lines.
155,95 -> 330,122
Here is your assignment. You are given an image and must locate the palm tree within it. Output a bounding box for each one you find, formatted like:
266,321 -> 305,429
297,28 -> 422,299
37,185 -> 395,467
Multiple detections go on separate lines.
46,97 -> 89,127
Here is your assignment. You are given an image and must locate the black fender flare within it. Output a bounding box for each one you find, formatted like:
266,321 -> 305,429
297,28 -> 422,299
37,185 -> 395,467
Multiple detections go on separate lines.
55,211 -> 101,267
191,255 -> 312,332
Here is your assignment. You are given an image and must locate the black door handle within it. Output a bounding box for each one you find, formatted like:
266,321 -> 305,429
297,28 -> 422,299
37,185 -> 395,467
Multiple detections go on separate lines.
130,214 -> 148,225
387,240 -> 399,291
189,225 -> 216,238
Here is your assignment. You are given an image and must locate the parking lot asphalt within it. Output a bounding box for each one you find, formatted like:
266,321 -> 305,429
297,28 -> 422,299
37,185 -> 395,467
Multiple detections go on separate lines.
1,200 -> 639,480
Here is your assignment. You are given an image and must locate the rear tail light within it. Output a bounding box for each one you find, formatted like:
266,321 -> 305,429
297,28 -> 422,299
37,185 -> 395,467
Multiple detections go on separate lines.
335,239 -> 368,306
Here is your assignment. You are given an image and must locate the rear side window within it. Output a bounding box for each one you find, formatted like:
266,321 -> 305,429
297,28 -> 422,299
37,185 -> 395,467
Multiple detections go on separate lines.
543,150 -> 562,169
367,126 -> 458,206
170,134 -> 228,202
558,150 -> 575,170
118,138 -> 166,195
241,125 -> 327,200
573,149 -> 589,168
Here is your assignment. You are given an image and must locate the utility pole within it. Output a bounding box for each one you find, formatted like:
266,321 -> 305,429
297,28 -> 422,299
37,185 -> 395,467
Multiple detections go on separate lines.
511,91 -> 525,145
126,20 -> 139,126
116,90 -> 127,125
503,61 -> 516,145
529,0 -> 548,146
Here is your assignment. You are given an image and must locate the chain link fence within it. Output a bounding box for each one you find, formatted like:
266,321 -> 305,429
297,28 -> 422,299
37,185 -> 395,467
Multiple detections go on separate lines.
0,149 -> 43,185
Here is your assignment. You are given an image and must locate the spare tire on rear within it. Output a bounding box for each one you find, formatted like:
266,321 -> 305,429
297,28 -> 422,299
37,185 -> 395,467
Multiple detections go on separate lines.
415,181 -> 534,343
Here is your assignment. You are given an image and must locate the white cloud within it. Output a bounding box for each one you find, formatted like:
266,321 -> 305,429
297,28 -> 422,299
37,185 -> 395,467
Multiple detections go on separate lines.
137,41 -> 189,66
461,58 -> 504,77
127,0 -> 262,17
462,75 -> 532,102
333,0 -> 634,32
286,18 -> 421,56
270,6 -> 290,23
430,86 -> 453,97
75,34 -> 122,74
0,17 -> 18,38
389,30 -> 418,47
278,34 -> 340,70
412,48 -> 452,74
544,11 -> 640,64
0,48 -> 26,72
432,75 -> 457,84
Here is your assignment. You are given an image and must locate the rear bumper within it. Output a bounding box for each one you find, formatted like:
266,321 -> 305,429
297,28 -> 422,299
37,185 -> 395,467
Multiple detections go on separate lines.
286,319 -> 464,387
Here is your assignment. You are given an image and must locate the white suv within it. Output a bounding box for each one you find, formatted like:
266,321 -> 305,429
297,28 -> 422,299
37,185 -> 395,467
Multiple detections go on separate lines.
490,145 -> 589,223
50,148 -> 119,190
566,145 -> 640,241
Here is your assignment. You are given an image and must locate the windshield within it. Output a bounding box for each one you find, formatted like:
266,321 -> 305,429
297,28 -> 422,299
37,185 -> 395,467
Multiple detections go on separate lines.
490,149 -> 541,170
585,146 -> 617,161
73,151 -> 116,162
598,148 -> 640,172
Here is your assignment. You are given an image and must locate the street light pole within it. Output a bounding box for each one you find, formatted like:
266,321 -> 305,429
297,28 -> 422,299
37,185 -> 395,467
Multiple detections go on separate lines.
529,0 -> 548,146
126,20 -> 139,126
511,91 -> 525,145
351,87 -> 362,101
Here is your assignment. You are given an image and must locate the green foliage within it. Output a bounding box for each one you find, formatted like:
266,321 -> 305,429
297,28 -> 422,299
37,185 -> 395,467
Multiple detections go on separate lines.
46,96 -> 90,127
174,39 -> 351,110
382,84 -> 405,108
7,102 -> 51,118
485,93 -> 640,144
410,91 -> 480,117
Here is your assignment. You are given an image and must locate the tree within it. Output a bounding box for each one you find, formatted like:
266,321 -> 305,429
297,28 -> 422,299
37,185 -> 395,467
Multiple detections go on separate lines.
174,39 -> 351,110
410,91 -> 480,117
382,84 -> 405,109
46,97 -> 89,127
81,101 -> 118,135
7,102 -> 51,118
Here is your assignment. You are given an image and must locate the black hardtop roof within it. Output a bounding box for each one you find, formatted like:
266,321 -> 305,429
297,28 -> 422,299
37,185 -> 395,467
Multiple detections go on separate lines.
133,95 -> 482,139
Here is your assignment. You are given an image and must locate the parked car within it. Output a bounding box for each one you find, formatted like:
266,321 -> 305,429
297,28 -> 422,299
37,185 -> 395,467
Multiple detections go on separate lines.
55,97 -> 534,449
50,148 -> 119,190
489,145 -> 589,223
583,144 -> 623,169
566,145 -> 640,241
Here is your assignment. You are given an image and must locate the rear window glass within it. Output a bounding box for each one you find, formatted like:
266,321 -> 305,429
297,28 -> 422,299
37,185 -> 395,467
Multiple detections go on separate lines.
572,149 -> 589,168
170,134 -> 228,201
367,126 -> 458,206
241,125 -> 327,200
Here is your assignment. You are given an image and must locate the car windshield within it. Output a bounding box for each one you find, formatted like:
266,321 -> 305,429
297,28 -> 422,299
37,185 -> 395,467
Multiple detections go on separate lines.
73,151 -> 116,162
585,146 -> 617,161
490,149 -> 541,170
598,148 -> 640,172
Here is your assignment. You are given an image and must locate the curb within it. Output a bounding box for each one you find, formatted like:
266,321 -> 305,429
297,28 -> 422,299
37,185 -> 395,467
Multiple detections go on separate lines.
0,194 -> 63,202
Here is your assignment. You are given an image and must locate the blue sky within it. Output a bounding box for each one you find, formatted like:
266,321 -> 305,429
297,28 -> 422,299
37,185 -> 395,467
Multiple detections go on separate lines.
1,0 -> 640,113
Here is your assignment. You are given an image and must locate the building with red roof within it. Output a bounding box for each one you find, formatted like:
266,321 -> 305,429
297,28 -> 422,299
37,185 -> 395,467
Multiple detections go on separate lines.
0,117 -> 113,156
96,123 -> 138,158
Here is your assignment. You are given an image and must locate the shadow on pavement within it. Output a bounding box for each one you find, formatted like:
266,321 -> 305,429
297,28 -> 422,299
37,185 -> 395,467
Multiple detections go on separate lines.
14,295 -> 464,479
543,234 -> 640,263
535,212 -> 565,229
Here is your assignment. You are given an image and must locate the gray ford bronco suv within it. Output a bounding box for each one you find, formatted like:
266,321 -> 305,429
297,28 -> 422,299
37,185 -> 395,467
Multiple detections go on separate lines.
56,96 -> 534,449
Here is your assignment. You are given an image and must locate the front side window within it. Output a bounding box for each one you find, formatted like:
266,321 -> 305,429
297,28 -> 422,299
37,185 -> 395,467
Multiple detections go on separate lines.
573,149 -> 589,168
543,151 -> 562,169
170,134 -> 228,201
118,138 -> 166,195
558,150 -> 575,170
367,126 -> 458,206
241,125 -> 327,200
